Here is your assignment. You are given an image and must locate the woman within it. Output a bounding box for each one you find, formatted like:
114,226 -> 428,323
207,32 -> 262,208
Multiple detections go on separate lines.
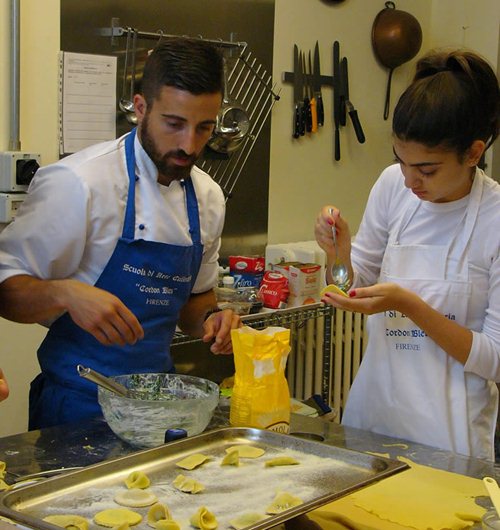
0,368 -> 9,402
315,49 -> 500,460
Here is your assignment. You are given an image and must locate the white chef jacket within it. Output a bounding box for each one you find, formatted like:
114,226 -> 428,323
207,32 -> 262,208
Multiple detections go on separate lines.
344,164 -> 500,458
0,133 -> 226,295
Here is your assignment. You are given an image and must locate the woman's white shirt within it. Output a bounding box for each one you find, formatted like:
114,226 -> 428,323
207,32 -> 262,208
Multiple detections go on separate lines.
351,163 -> 500,381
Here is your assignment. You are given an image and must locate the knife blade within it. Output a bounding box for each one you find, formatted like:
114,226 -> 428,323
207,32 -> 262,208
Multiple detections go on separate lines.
342,57 -> 366,144
313,41 -> 324,127
302,52 -> 311,133
308,50 -> 318,133
333,41 -> 341,161
293,44 -> 302,139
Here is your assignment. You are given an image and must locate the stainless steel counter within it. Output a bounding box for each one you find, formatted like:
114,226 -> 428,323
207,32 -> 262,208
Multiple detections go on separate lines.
1,404 -> 499,484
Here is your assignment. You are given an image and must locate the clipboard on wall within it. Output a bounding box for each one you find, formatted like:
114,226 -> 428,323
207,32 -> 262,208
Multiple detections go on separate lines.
58,51 -> 117,155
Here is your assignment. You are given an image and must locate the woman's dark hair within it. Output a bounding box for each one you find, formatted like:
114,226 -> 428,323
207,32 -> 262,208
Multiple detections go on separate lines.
141,37 -> 223,106
393,49 -> 500,156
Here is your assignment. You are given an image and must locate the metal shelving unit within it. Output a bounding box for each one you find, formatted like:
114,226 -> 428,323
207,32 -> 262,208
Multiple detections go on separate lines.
171,304 -> 334,403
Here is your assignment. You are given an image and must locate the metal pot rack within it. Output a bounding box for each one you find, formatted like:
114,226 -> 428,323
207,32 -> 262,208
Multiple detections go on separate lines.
99,19 -> 281,199
172,303 -> 334,404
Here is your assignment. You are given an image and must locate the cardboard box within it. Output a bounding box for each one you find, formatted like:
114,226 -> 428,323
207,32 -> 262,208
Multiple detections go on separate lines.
288,263 -> 321,298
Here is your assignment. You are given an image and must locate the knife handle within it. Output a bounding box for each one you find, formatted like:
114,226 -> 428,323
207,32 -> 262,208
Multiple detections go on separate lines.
334,127 -> 341,161
293,103 -> 301,139
310,97 -> 318,133
349,109 -> 365,144
317,94 -> 324,127
304,97 -> 312,133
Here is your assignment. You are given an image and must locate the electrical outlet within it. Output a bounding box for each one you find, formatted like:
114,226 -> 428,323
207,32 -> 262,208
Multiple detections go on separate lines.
0,151 -> 41,192
0,192 -> 26,223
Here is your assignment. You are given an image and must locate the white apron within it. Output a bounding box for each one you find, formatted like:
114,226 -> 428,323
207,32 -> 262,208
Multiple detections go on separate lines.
342,173 -> 498,460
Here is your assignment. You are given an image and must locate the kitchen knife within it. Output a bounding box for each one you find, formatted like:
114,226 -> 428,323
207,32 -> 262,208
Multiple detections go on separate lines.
293,44 -> 304,138
340,57 -> 347,127
301,51 -> 311,134
333,41 -> 341,161
342,57 -> 366,144
313,41 -> 324,127
308,51 -> 318,133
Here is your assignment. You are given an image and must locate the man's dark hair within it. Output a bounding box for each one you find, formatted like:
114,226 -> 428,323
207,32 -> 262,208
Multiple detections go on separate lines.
141,37 -> 223,105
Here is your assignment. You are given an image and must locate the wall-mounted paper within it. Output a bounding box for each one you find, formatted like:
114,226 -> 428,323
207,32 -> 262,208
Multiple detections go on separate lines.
59,52 -> 117,155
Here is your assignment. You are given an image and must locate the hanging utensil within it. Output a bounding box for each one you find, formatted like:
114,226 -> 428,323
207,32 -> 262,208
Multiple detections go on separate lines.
341,57 -> 365,144
118,28 -> 134,115
308,50 -> 318,133
126,28 -> 138,125
207,54 -> 250,154
333,41 -> 341,161
292,44 -> 304,139
372,1 -> 422,120
312,41 -> 324,127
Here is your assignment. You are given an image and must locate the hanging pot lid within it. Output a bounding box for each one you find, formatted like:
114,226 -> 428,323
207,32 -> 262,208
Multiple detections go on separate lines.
371,1 -> 422,120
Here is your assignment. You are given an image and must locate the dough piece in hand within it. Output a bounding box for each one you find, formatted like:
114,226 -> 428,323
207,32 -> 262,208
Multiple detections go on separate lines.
320,284 -> 349,297
229,513 -> 269,529
114,488 -> 158,507
0,461 -> 5,479
147,503 -> 172,528
264,456 -> 299,467
155,521 -> 181,530
221,449 -> 239,466
94,508 -> 142,527
189,506 -> 218,529
175,453 -> 211,470
43,514 -> 89,530
172,474 -> 205,494
125,470 -> 150,489
266,492 -> 303,514
224,445 -> 265,458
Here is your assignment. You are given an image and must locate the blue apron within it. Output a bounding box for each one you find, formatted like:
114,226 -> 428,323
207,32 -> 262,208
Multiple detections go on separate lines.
29,129 -> 203,429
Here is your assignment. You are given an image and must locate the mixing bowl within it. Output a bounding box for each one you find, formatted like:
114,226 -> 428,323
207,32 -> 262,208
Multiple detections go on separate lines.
98,373 -> 219,448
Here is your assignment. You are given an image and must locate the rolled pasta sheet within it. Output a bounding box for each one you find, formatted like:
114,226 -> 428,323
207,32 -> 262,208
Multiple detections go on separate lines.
125,471 -> 151,489
189,506 -> 218,529
146,503 -> 172,528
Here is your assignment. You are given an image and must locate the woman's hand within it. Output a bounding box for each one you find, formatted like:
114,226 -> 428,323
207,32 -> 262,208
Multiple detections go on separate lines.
0,368 -> 9,402
315,205 -> 354,286
321,282 -> 417,315
202,309 -> 242,354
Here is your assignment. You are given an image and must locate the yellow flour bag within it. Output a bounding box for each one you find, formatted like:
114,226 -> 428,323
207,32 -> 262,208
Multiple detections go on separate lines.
230,326 -> 291,433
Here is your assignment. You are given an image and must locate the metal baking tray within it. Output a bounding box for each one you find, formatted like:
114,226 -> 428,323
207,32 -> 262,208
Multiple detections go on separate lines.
0,427 -> 409,530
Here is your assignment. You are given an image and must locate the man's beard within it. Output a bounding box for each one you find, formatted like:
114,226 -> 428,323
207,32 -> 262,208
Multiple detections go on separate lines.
140,114 -> 198,182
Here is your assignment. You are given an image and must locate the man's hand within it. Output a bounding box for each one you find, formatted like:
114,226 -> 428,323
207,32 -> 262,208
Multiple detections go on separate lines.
202,309 -> 241,354
59,280 -> 144,346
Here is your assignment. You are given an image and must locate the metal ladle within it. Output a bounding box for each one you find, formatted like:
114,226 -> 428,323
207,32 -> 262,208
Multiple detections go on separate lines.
329,208 -> 350,291
118,28 -> 135,115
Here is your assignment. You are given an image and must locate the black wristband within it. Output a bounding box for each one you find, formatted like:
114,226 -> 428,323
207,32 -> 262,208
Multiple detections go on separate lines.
204,307 -> 222,321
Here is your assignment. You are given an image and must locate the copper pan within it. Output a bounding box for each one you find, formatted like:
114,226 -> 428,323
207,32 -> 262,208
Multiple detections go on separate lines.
372,1 -> 422,119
